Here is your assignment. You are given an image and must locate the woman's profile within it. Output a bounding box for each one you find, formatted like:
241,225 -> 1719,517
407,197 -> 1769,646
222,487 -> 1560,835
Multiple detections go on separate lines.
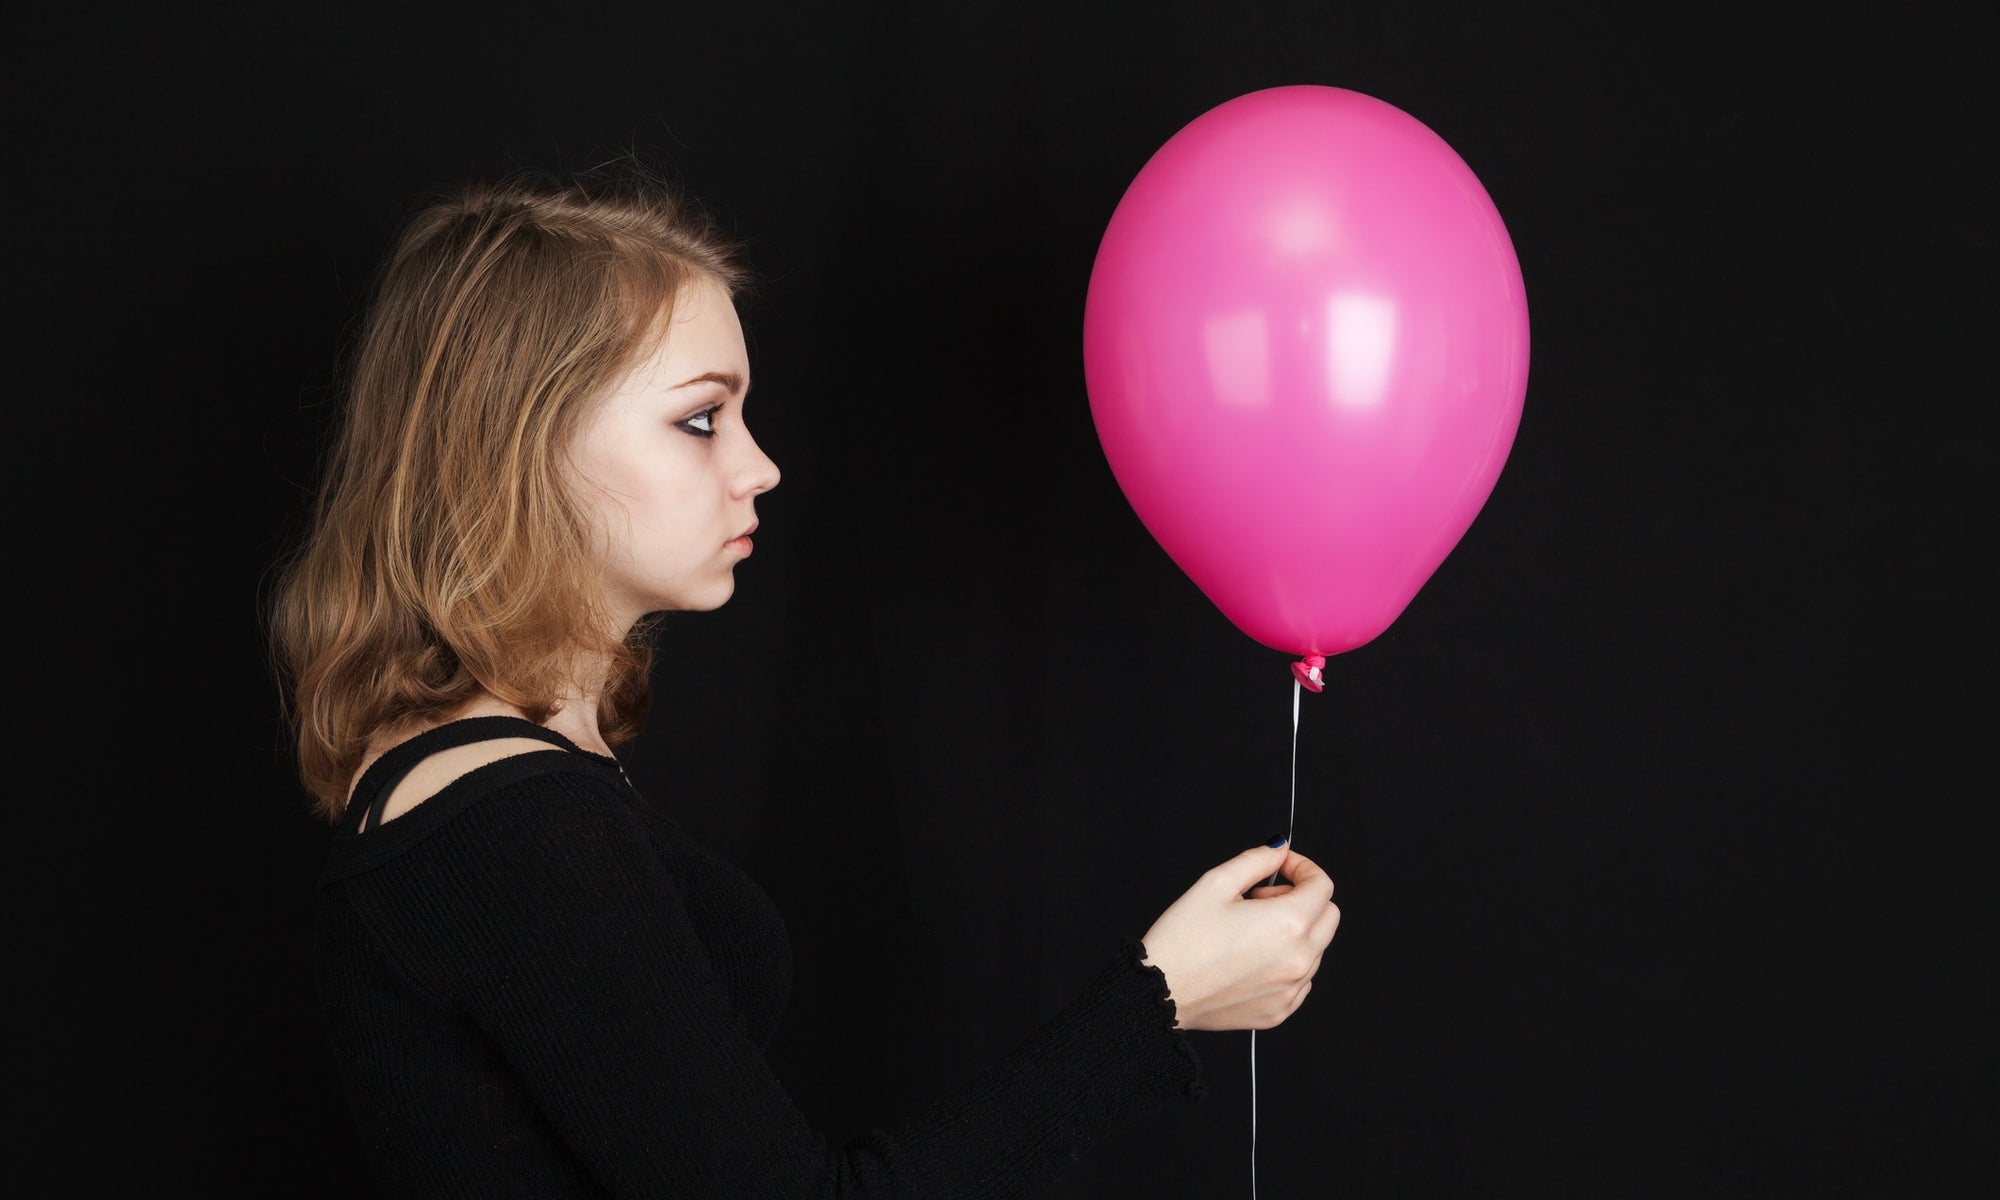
265,163 -> 1341,1197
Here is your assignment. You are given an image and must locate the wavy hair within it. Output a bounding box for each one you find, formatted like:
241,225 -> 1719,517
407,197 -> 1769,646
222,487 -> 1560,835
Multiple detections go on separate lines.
266,164 -> 751,820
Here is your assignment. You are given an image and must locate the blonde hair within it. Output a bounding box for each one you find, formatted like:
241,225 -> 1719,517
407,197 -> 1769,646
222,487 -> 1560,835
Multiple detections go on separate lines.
266,164 -> 751,820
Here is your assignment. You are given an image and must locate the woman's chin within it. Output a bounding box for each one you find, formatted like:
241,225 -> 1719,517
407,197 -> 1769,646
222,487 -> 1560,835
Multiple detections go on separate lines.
685,578 -> 737,612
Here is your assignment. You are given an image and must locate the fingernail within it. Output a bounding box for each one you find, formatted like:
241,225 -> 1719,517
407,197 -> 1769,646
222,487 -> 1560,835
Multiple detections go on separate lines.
1265,832 -> 1289,848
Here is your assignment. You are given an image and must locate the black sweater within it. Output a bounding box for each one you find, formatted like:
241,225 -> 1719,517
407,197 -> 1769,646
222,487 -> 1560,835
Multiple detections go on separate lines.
316,716 -> 1208,1197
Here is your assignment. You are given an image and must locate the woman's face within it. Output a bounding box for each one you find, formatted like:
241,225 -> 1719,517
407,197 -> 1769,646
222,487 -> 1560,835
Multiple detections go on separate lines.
569,273 -> 780,628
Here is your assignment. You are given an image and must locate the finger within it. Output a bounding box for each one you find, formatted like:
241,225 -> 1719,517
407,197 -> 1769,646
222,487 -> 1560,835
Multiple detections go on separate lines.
1207,840 -> 1297,896
1245,884 -> 1295,900
1274,850 -> 1336,907
1310,900 -> 1342,947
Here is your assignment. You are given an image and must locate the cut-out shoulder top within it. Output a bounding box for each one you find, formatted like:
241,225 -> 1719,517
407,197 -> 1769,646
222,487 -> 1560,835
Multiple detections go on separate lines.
315,715 -> 1206,1198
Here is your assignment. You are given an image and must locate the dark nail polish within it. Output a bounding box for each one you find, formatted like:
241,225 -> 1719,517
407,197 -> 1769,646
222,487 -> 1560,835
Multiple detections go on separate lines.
1265,832 -> 1289,848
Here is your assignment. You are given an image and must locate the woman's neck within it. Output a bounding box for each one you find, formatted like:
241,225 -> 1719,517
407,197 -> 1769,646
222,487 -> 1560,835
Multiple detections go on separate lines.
452,691 -> 615,759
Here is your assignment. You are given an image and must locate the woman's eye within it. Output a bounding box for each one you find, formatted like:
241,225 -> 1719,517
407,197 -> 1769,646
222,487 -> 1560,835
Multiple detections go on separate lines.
679,406 -> 719,438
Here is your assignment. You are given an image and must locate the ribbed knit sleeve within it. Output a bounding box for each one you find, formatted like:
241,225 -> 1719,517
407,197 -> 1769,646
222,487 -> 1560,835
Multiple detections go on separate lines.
327,770 -> 1205,1198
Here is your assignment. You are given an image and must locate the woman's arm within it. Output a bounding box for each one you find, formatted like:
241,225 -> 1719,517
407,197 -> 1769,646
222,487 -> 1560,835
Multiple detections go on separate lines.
338,772 -> 1203,1198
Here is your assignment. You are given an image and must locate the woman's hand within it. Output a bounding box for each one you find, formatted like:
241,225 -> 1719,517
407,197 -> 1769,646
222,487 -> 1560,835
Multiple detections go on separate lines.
1138,839 -> 1340,1032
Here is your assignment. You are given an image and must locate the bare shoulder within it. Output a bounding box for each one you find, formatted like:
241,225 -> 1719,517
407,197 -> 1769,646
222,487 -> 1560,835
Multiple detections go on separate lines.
353,735 -> 565,828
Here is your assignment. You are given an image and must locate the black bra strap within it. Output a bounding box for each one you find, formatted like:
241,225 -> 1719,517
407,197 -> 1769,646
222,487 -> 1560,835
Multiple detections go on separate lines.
347,716 -> 588,833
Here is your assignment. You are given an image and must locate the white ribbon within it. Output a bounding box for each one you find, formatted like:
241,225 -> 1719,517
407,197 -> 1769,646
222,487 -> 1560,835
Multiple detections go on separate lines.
1251,675 -> 1304,1199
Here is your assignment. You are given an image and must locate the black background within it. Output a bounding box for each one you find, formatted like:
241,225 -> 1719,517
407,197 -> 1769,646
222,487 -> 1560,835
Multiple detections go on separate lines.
11,2 -> 1993,1196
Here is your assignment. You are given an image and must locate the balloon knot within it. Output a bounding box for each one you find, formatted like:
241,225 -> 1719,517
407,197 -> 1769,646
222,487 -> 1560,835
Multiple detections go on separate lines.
1290,653 -> 1326,693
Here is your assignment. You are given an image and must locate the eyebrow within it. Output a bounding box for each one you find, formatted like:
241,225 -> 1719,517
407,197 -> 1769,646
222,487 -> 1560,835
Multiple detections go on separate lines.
670,370 -> 749,397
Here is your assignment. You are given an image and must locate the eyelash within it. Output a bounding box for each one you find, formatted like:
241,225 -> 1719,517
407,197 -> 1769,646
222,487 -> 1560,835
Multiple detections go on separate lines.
678,404 -> 722,439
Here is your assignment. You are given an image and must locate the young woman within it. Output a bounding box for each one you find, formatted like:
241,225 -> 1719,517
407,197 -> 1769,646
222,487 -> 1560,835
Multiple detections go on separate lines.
267,166 -> 1341,1198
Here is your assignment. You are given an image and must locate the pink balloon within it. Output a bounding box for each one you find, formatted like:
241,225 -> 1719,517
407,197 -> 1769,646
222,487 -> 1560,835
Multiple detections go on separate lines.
1084,85 -> 1529,661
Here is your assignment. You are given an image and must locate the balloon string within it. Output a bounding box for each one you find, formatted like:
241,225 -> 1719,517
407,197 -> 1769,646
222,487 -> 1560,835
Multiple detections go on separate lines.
1252,674 -> 1305,1200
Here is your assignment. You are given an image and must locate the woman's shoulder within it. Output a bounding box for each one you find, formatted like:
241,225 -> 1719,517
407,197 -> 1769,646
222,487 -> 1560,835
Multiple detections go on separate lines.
325,717 -> 636,886
356,734 -> 566,828
344,701 -> 625,832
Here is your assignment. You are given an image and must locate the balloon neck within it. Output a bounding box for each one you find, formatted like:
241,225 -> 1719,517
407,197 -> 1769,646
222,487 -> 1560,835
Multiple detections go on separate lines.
1290,654 -> 1326,693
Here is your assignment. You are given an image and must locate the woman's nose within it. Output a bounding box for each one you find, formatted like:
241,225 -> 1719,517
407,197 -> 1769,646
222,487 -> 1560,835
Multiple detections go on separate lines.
739,435 -> 780,495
